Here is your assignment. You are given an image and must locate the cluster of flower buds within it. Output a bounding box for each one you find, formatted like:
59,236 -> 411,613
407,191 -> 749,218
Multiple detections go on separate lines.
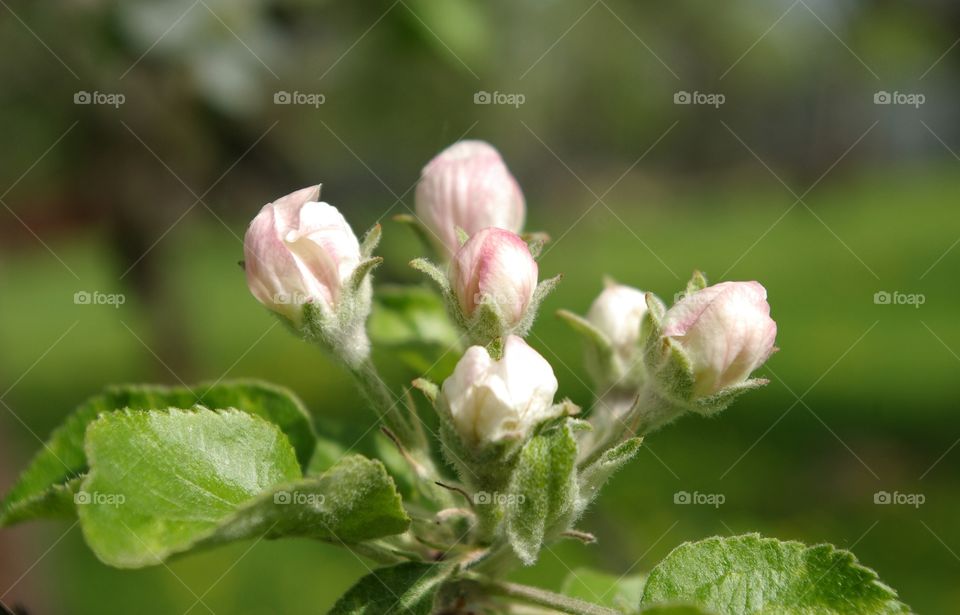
243,185 -> 383,368
565,271 -> 778,440
242,141 -> 779,568
409,142 -> 559,347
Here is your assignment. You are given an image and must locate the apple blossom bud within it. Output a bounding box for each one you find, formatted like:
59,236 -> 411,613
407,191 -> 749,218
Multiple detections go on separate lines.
415,140 -> 525,257
661,281 -> 777,397
244,185 -> 362,326
449,227 -> 538,328
587,284 -> 649,363
441,336 -> 560,447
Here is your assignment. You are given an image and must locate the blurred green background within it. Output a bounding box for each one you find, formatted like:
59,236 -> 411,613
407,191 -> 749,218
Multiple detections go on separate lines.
1,0 -> 959,613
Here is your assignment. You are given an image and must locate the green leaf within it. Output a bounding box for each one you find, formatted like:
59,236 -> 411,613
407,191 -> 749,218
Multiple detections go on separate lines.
0,477 -> 82,526
1,380 -> 318,527
561,567 -> 646,612
640,606 -> 715,615
577,437 -> 642,511
368,284 -> 461,374
329,562 -> 450,615
506,420 -> 579,565
306,438 -> 347,476
640,534 -> 910,615
78,409 -> 408,568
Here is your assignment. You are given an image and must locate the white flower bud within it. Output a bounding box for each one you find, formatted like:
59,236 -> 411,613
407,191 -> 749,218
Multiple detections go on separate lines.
415,140 -> 525,257
244,185 -> 362,325
662,281 -> 777,397
586,284 -> 649,362
441,336 -> 560,447
449,228 -> 538,328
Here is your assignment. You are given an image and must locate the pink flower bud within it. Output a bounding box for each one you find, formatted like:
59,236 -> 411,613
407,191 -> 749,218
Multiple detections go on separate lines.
587,284 -> 649,361
244,185 -> 361,324
449,228 -> 538,327
415,140 -> 525,257
662,281 -> 777,397
441,336 -> 559,446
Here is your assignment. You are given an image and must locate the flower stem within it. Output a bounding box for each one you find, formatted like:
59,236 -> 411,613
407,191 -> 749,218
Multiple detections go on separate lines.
348,356 -> 422,449
480,579 -> 620,615
348,356 -> 456,508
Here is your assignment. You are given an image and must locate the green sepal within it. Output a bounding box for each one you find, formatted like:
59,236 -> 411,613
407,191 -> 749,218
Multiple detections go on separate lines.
360,223 -> 382,259
514,274 -> 562,338
576,437 -> 642,514
411,377 -> 439,404
655,339 -> 696,402
348,256 -> 383,293
684,270 -> 708,296
556,309 -> 613,354
641,292 -> 668,368
455,226 -> 470,247
693,378 -> 769,416
505,419 -> 580,565
409,257 -> 451,294
523,231 -> 551,258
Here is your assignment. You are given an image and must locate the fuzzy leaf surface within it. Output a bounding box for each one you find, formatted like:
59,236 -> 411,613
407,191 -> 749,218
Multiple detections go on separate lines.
0,380 -> 318,527
78,409 -> 408,568
640,534 -> 910,614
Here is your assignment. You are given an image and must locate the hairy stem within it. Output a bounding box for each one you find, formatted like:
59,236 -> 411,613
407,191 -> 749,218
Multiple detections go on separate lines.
579,385 -> 680,469
481,579 -> 620,615
349,357 -> 457,508
348,356 -> 422,447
